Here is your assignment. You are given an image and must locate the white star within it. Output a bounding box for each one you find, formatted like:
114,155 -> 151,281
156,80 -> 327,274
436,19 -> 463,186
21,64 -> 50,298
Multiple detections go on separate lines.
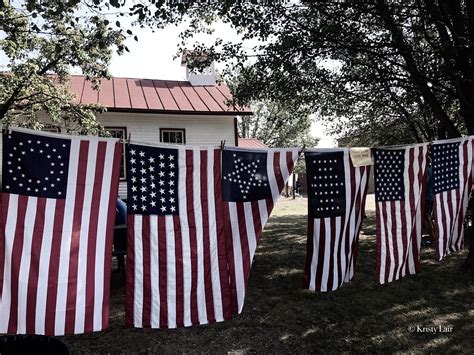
169,197 -> 175,203
131,167 -> 136,173
159,188 -> 165,194
149,166 -> 155,172
159,162 -> 165,168
130,158 -> 136,165
169,189 -> 174,195
151,182 -> 156,189
141,186 -> 147,192
130,149 -> 136,155
139,151 -> 145,157
151,191 -> 157,198
170,206 -> 176,212
169,163 -> 175,168
131,177 -> 137,183
168,155 -> 174,160
159,180 -> 164,186
169,171 -> 175,177
161,206 -> 167,212
141,196 -> 146,202
149,157 -> 155,163
140,177 -> 146,184
132,195 -> 138,201
132,204 -> 137,210
151,201 -> 156,207
140,168 -> 146,174
160,197 -> 166,203
141,205 -> 147,211
131,185 -> 137,192
159,154 -> 164,160
159,171 -> 165,177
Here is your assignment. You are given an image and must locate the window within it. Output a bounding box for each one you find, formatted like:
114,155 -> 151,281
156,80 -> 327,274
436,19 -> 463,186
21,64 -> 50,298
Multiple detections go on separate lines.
104,127 -> 127,180
160,128 -> 186,144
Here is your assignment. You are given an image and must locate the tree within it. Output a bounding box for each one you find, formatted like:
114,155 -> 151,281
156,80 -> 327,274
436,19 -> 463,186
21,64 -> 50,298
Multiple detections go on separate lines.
0,0 -> 126,134
126,0 -> 473,140
238,100 -> 318,149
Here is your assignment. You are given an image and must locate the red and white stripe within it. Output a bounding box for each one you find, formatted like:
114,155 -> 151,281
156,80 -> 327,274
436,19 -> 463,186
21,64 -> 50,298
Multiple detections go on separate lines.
433,137 -> 473,260
126,146 -> 233,328
223,148 -> 299,315
376,144 -> 428,284
0,129 -> 122,335
303,149 -> 370,292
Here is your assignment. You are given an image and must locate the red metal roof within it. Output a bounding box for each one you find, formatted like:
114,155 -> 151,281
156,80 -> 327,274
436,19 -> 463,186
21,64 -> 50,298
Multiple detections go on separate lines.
69,75 -> 252,115
238,138 -> 268,148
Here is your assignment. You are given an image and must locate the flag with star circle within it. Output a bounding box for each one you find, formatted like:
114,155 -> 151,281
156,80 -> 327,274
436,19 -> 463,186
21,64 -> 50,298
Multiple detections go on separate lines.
0,128 -> 122,336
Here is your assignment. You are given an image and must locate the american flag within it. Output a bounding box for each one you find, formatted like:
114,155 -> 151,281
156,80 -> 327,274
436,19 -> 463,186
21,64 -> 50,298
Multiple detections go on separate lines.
432,137 -> 473,260
303,149 -> 370,292
221,147 -> 299,314
0,128 -> 122,335
374,144 -> 428,284
125,143 -> 233,328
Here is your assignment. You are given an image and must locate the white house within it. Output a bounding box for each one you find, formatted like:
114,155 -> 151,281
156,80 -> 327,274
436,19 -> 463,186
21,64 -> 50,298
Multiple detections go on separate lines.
1,61 -> 252,199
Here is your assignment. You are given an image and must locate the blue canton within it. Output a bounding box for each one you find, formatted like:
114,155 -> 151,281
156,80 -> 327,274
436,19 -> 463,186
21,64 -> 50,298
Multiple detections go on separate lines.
374,149 -> 405,202
2,130 -> 70,198
306,151 -> 345,218
431,142 -> 459,194
126,144 -> 178,215
221,149 -> 271,202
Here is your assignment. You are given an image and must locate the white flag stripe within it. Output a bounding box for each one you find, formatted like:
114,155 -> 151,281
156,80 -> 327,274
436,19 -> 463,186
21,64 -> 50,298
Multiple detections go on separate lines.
0,194 -> 18,333
93,140 -> 117,331
54,139 -> 80,335
207,148 -> 224,322
309,218 -> 320,291
17,197 -> 37,334
229,202 -> 245,313
133,215 -> 144,327
192,149 -> 207,324
165,214 -> 177,328
149,215 -> 160,328
35,199 -> 56,334
177,147 -> 192,327
74,140 -> 98,333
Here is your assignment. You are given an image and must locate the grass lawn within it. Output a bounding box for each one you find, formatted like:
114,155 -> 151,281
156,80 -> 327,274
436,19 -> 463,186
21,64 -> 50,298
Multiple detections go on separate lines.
62,196 -> 474,354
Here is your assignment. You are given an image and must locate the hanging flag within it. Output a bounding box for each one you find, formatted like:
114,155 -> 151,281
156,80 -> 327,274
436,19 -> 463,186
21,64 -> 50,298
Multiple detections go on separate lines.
303,149 -> 370,292
0,128 -> 122,335
431,137 -> 473,260
125,144 -> 233,329
221,147 -> 299,314
374,144 -> 428,284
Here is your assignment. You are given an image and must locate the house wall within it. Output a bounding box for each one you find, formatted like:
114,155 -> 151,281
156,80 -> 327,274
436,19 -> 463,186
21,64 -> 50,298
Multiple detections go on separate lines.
0,112 -> 236,199
98,111 -> 236,198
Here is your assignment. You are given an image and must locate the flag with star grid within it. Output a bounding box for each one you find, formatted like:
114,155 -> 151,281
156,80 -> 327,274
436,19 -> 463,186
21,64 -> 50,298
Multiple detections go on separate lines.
221,147 -> 299,315
374,144 -> 428,284
0,128 -> 122,335
431,137 -> 473,260
303,149 -> 370,292
125,143 -> 233,329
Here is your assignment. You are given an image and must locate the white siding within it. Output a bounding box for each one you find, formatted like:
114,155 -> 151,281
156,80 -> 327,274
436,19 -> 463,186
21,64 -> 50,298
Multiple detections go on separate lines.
0,112 -> 236,200
99,112 -> 236,199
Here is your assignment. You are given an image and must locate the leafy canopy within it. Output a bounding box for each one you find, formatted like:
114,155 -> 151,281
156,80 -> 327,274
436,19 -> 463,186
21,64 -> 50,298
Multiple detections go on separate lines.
125,0 -> 474,144
0,0 -> 127,134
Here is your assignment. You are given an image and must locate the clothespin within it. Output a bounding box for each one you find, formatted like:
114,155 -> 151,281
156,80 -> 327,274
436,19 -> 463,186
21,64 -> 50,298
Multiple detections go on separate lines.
220,140 -> 226,150
127,133 -> 131,144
